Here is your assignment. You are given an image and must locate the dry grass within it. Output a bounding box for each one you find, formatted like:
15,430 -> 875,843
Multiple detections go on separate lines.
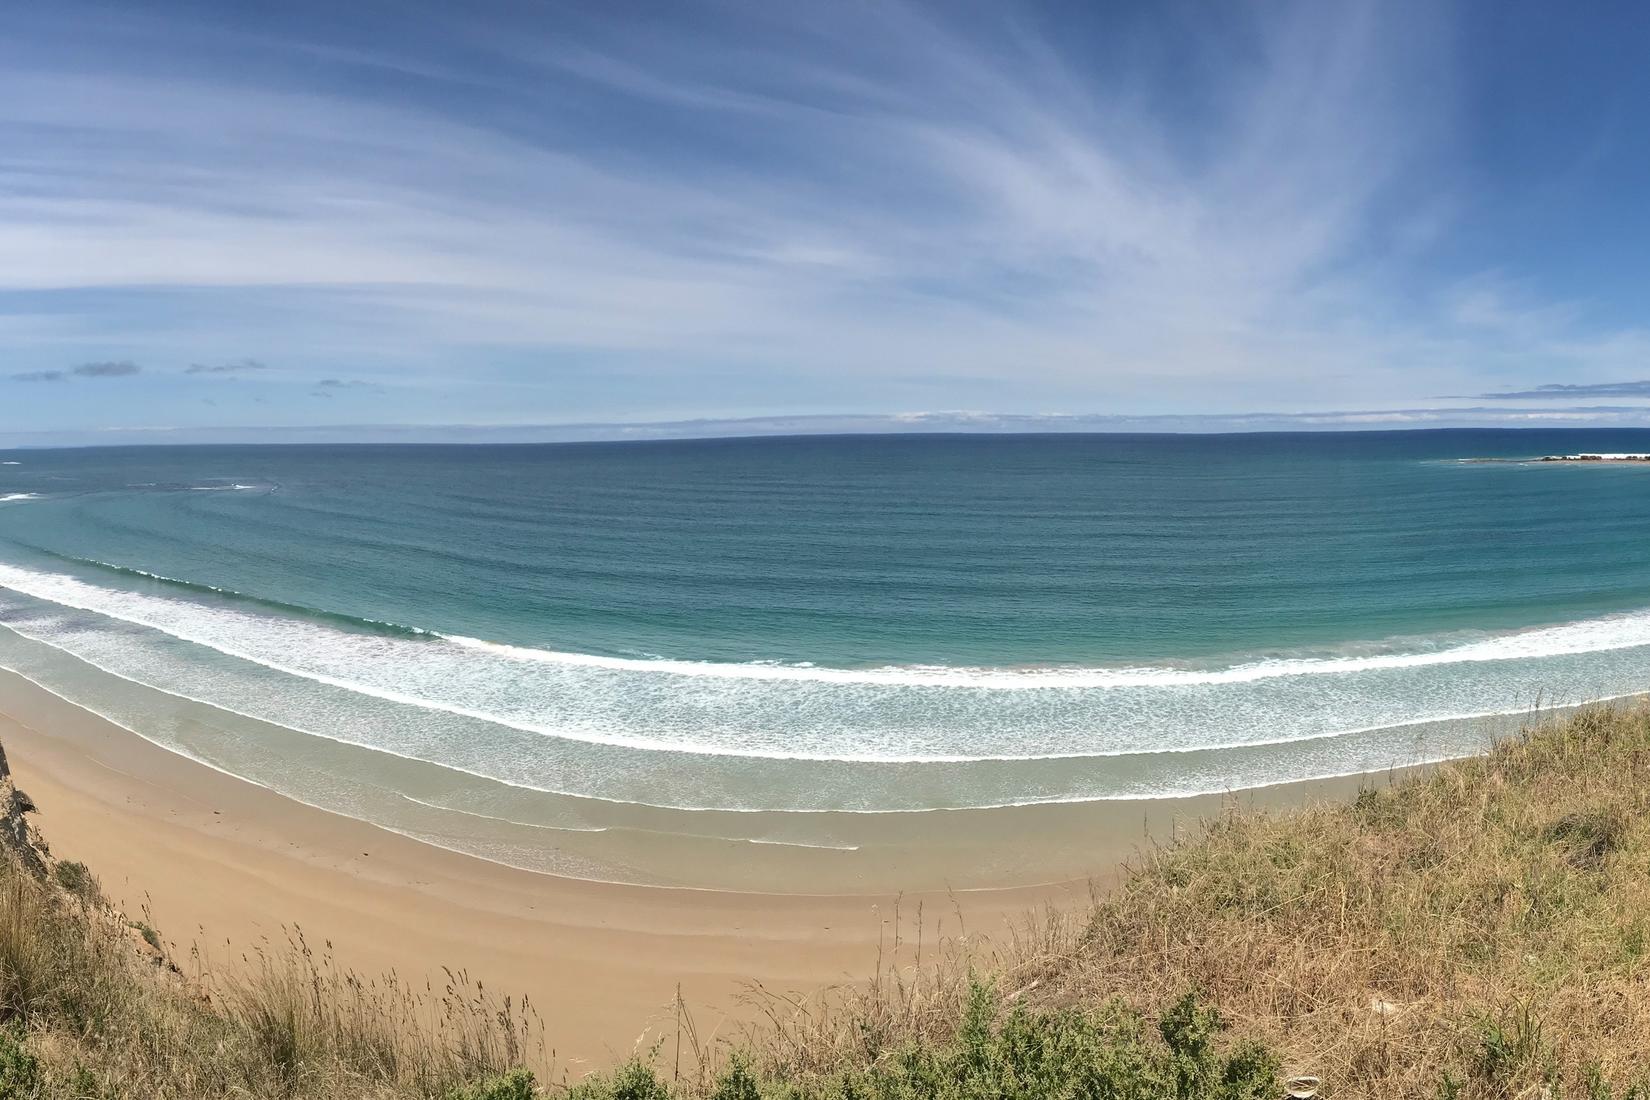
216,931 -> 541,1096
727,703 -> 1650,1098
0,850 -> 543,1098
7,703 -> 1650,1097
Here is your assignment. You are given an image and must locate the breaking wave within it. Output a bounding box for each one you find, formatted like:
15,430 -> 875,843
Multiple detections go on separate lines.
0,559 -> 1642,781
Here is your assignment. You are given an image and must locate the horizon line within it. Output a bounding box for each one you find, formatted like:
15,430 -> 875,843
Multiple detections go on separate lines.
12,406 -> 1650,449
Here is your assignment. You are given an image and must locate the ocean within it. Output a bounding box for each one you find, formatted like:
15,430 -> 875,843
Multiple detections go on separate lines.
2,430 -> 1650,888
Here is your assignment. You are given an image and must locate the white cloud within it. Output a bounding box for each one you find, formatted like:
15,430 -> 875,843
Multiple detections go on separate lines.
0,0 -> 1643,427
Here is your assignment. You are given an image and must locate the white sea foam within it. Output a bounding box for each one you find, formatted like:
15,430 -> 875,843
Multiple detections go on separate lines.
0,494 -> 38,503
0,560 -> 1645,777
0,613 -> 1604,815
11,559 -> 1650,695
395,792 -> 609,833
0,620 -> 1555,824
446,610 -> 1650,688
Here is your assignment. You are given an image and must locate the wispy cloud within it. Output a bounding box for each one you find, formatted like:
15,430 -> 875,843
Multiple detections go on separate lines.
308,377 -> 385,399
0,1 -> 1646,433
185,358 -> 268,375
1476,381 -> 1650,400
8,361 -> 140,382
70,360 -> 140,378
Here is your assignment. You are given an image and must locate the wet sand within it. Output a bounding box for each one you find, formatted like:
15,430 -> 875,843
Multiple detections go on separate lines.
0,667 -> 1406,1072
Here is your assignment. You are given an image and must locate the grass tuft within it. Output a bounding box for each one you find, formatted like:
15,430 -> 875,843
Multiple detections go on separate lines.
1544,807 -> 1628,869
50,861 -> 93,902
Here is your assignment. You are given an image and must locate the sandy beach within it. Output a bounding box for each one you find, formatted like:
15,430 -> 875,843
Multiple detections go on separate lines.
0,666 -> 1414,1073
0,668 -> 1089,1071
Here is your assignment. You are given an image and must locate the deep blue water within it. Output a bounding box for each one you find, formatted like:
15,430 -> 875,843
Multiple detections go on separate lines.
1,430 -> 1650,831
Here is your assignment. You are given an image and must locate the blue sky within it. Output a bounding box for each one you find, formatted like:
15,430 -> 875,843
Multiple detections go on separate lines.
6,0 -> 1650,442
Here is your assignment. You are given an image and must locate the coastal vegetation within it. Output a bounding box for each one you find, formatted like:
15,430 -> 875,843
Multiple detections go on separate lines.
1538,454 -> 1650,462
3,704 -> 1650,1097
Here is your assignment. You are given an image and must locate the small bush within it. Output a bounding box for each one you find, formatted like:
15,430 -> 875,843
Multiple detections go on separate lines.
707,1056 -> 760,1100
446,1067 -> 537,1100
51,862 -> 94,902
0,1026 -> 40,1098
575,1061 -> 669,1100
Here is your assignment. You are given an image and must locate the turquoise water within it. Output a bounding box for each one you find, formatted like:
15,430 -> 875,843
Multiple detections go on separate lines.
1,431 -> 1649,882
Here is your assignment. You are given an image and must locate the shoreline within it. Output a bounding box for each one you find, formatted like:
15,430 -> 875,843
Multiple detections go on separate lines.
4,614 -> 1540,894
3,668 -> 1022,1070
0,665 -> 1422,1070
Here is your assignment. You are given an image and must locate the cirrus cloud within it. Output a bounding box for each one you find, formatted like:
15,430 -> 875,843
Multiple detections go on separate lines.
2,1 -> 1649,434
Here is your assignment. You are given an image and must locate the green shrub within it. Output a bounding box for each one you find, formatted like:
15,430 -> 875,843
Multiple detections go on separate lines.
708,1057 -> 760,1100
570,984 -> 1277,1100
588,1061 -> 669,1100
0,1027 -> 40,1099
50,863 -> 93,902
445,1067 -> 537,1100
